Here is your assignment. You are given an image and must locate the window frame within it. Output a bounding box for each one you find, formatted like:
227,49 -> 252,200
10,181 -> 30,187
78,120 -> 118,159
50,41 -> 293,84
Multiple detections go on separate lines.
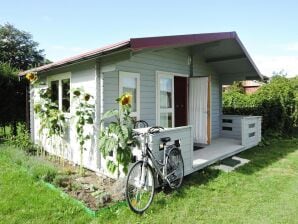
156,71 -> 175,128
47,72 -> 71,114
119,71 -> 140,120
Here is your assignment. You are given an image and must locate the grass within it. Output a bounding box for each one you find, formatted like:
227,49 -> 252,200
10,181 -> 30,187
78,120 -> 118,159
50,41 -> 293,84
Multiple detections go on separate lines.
0,146 -> 91,224
1,137 -> 298,224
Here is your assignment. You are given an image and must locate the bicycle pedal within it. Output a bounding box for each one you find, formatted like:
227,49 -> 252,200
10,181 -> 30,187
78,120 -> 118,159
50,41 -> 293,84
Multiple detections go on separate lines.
168,174 -> 177,182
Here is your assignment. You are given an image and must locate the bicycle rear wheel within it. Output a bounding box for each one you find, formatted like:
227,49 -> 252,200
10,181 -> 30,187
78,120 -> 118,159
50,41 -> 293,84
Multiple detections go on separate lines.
126,161 -> 155,214
166,148 -> 184,189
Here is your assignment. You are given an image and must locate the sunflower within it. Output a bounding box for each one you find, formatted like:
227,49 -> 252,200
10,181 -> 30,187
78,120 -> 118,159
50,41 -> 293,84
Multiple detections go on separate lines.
120,93 -> 132,106
84,93 -> 91,101
25,72 -> 38,83
73,89 -> 81,97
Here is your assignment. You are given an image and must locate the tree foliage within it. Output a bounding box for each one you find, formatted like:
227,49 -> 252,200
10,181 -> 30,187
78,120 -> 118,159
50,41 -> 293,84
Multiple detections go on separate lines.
223,74 -> 298,134
0,62 -> 26,132
0,23 -> 47,70
0,23 -> 50,133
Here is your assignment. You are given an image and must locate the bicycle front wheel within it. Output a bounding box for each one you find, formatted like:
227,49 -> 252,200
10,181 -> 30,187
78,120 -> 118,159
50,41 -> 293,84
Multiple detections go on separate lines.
126,161 -> 155,214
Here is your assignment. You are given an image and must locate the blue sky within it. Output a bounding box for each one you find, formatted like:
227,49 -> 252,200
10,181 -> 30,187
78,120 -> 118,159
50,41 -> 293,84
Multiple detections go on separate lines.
1,0 -> 298,76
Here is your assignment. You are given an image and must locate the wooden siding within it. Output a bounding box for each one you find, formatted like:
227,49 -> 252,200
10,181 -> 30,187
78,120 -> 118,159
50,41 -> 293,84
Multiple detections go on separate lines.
193,54 -> 214,76
31,61 -> 100,172
133,126 -> 193,176
221,115 -> 262,148
102,48 -> 190,126
241,116 -> 262,149
221,115 -> 242,140
29,48 -> 261,179
211,74 -> 220,138
102,48 -> 221,139
102,70 -> 119,113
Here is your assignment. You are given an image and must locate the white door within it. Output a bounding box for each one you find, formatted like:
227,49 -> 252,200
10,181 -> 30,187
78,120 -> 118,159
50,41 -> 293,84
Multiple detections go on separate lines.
189,77 -> 209,144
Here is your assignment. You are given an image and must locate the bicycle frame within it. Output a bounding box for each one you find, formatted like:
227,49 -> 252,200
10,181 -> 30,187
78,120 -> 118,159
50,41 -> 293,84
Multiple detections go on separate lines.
126,128 -> 184,214
140,133 -> 177,183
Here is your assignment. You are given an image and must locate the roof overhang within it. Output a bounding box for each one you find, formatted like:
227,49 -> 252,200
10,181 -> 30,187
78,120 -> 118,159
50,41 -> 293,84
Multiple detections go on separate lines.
19,40 -> 130,76
19,32 -> 263,81
196,35 -> 263,81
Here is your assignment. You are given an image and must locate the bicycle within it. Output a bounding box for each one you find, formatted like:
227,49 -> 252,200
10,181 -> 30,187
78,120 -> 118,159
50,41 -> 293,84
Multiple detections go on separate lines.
126,126 -> 184,214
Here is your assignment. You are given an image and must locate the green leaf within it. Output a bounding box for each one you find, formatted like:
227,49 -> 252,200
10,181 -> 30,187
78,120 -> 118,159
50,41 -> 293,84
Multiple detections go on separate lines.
107,160 -> 117,173
101,109 -> 118,121
86,117 -> 93,124
120,125 -> 129,139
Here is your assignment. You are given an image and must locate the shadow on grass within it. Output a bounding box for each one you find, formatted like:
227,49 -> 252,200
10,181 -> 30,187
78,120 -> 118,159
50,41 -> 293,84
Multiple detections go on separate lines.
155,167 -> 221,202
235,137 -> 298,175
155,137 -> 298,207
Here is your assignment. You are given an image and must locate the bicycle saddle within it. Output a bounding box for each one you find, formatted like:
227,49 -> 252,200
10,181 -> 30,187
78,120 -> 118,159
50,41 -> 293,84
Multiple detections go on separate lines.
160,137 -> 171,143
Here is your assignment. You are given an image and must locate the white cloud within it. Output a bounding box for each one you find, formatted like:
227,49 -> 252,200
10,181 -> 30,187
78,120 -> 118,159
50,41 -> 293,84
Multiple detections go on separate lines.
254,55 -> 298,77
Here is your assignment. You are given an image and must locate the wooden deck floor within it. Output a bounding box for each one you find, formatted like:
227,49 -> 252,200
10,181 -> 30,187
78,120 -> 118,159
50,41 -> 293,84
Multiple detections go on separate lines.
192,137 -> 245,171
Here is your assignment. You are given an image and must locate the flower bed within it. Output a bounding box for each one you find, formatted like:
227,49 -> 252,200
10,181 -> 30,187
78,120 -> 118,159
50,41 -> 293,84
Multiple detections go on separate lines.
8,146 -> 125,211
40,158 -> 126,210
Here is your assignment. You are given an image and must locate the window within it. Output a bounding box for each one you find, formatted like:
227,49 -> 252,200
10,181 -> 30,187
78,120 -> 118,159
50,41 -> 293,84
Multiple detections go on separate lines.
157,72 -> 174,128
47,73 -> 71,113
119,71 -> 140,120
61,79 -> 70,112
50,80 -> 59,106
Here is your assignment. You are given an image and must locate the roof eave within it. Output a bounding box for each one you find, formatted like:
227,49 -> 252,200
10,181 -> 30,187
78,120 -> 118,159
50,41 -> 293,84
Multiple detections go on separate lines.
234,34 -> 263,80
19,32 -> 262,81
130,31 -> 237,51
19,41 -> 130,76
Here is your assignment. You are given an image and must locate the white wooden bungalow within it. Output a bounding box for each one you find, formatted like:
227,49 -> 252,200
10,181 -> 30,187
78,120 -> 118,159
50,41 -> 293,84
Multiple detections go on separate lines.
20,32 -> 263,178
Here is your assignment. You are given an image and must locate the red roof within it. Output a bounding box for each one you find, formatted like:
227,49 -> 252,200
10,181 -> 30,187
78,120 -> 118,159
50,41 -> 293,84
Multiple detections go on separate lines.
19,40 -> 130,75
20,32 -> 261,78
130,32 -> 237,50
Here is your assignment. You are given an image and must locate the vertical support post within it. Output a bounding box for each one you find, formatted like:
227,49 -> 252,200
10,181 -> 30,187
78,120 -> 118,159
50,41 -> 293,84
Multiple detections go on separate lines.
25,84 -> 30,131
207,75 -> 211,144
241,117 -> 246,146
29,85 -> 35,141
95,61 -> 102,170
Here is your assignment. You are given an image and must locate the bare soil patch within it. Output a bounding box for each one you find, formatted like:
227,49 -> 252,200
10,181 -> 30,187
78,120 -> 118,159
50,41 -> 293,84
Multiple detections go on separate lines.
38,156 -> 125,210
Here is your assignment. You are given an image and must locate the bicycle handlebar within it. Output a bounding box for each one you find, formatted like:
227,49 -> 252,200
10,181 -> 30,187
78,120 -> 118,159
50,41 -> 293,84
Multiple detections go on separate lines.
132,126 -> 164,137
148,126 -> 164,134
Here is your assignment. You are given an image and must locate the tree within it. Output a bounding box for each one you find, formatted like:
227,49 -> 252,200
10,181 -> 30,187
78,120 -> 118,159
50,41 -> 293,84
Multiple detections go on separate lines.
0,23 -> 47,70
0,23 -> 50,135
0,62 -> 26,134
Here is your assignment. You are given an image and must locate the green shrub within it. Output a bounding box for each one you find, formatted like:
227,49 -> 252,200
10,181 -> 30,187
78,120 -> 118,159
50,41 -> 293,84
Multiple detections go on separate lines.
7,122 -> 37,154
32,165 -> 57,183
29,161 -> 58,183
2,145 -> 58,183
0,62 -> 27,133
53,174 -> 71,188
223,75 -> 298,135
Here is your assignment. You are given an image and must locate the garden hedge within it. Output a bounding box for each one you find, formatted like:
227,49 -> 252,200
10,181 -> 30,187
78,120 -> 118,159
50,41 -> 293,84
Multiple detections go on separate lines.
223,75 -> 298,134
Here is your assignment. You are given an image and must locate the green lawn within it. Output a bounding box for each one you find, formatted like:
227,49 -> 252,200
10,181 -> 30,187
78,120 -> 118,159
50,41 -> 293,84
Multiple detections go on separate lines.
1,137 -> 298,224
